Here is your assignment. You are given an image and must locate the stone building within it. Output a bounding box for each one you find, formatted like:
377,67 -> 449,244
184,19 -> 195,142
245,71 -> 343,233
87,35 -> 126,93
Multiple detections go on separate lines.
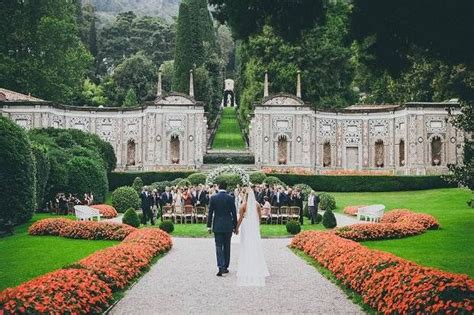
0,71 -> 207,171
250,72 -> 465,175
0,70 -> 466,174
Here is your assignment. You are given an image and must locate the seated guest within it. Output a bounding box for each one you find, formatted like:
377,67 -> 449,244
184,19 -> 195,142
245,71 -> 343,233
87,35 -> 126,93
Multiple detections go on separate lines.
262,196 -> 271,223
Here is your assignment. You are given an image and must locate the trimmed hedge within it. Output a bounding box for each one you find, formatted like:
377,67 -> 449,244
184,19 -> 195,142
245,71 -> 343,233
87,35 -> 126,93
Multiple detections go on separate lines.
0,116 -> 36,225
108,171 -> 195,190
187,173 -> 207,185
66,156 -> 109,203
203,154 -> 255,164
271,174 -> 456,192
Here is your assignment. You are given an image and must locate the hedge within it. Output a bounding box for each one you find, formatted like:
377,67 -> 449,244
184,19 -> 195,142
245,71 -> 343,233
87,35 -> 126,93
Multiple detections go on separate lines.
203,154 -> 255,164
108,171 -> 195,190
271,174 -> 456,192
66,156 -> 109,203
0,116 -> 36,225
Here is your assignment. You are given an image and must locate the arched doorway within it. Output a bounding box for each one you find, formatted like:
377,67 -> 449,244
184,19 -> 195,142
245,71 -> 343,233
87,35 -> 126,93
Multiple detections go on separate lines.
431,136 -> 442,166
277,135 -> 288,165
323,141 -> 331,167
170,135 -> 180,164
399,139 -> 405,166
127,140 -> 136,166
375,140 -> 384,168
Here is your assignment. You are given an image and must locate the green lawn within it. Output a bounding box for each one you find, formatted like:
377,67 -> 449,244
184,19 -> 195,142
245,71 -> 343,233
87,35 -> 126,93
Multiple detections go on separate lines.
211,107 -> 246,150
332,188 -> 473,277
0,214 -> 118,291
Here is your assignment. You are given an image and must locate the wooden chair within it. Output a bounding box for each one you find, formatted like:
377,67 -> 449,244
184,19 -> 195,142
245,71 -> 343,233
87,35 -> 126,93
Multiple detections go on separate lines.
195,206 -> 207,223
183,205 -> 194,224
270,206 -> 280,224
280,206 -> 290,224
260,208 -> 270,224
162,205 -> 174,222
289,206 -> 301,222
174,206 -> 184,224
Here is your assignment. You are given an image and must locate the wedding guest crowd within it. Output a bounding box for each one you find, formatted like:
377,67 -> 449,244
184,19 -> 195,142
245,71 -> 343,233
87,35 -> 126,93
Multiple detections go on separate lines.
137,183 -> 320,226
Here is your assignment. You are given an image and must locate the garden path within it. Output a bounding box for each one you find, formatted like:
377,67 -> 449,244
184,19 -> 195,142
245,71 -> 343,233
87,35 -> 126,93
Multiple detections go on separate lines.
333,212 -> 361,227
111,237 -> 362,314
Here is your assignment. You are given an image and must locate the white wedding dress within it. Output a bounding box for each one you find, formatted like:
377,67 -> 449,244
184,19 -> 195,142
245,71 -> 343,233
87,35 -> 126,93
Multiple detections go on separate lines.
236,188 -> 270,286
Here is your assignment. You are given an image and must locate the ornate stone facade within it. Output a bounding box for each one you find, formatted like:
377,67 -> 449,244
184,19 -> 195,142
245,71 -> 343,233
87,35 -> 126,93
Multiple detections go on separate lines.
1,92 -> 207,171
250,94 -> 465,175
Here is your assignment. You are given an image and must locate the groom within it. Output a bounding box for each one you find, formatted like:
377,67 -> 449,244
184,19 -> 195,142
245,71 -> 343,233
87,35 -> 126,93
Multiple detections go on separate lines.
207,182 -> 238,277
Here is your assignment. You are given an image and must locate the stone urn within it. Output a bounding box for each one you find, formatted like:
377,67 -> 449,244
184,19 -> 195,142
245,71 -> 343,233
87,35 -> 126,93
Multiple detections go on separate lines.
376,160 -> 384,167
433,158 -> 440,166
172,157 -> 179,164
400,159 -> 405,166
278,158 -> 287,165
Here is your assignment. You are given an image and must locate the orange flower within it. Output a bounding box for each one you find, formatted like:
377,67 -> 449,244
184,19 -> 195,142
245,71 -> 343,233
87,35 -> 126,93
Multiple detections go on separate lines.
91,204 -> 118,219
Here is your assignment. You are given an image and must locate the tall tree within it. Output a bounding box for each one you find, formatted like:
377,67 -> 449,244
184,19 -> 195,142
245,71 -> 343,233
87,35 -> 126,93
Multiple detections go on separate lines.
0,0 -> 92,103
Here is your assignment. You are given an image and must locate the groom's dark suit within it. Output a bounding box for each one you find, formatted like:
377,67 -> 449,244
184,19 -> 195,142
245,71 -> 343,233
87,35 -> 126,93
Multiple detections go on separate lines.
207,190 -> 237,272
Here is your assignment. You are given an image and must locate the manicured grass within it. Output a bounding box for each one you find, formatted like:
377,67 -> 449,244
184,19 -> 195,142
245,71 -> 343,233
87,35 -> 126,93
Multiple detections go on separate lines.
212,107 -> 246,150
0,214 -> 118,290
153,217 -> 324,238
331,188 -> 473,277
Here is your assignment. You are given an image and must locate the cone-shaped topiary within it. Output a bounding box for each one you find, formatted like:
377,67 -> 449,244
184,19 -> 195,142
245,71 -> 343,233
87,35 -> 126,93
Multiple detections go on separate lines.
322,209 -> 337,229
122,208 -> 140,228
286,220 -> 301,235
159,220 -> 174,234
315,213 -> 323,224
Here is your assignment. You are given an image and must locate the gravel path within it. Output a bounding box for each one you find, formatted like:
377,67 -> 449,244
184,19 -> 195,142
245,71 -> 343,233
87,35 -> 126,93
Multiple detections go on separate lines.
111,238 -> 363,315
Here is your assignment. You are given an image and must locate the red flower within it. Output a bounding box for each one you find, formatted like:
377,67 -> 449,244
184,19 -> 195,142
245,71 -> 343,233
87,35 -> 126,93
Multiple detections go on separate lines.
91,204 -> 118,219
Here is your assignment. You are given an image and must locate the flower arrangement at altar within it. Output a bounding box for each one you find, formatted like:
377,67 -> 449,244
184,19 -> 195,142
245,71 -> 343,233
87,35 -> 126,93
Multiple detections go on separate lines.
291,231 -> 474,314
206,165 -> 250,186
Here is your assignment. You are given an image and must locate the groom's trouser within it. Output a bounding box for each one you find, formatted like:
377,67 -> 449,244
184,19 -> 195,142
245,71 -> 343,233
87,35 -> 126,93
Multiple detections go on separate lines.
214,232 -> 232,270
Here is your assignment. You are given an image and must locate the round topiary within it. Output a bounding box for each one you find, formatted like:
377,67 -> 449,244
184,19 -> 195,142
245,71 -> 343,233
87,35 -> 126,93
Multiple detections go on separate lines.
249,172 -> 267,184
315,213 -> 323,224
187,173 -> 207,185
322,209 -> 337,229
294,183 -> 312,198
132,177 -> 144,193
122,208 -> 140,228
176,179 -> 192,188
319,193 -> 336,211
170,178 -> 183,186
112,186 -> 140,213
159,220 -> 174,234
151,181 -> 170,192
263,176 -> 285,186
0,116 -> 36,225
286,220 -> 301,235
66,156 -> 109,203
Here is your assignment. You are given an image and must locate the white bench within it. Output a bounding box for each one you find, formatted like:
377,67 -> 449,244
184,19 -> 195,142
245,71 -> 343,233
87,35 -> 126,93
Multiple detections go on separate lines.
356,205 -> 385,222
74,205 -> 102,221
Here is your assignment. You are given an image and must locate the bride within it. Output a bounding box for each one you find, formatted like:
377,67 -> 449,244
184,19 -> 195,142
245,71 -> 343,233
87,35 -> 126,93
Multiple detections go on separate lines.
235,187 -> 270,286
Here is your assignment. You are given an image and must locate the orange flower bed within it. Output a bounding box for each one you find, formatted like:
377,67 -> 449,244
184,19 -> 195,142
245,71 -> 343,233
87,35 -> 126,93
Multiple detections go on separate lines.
3,224 -> 173,314
343,205 -> 367,216
335,209 -> 440,241
0,269 -> 112,314
78,229 -> 172,290
59,221 -> 136,241
381,209 -> 439,229
291,231 -> 474,314
28,218 -> 72,236
91,204 -> 118,219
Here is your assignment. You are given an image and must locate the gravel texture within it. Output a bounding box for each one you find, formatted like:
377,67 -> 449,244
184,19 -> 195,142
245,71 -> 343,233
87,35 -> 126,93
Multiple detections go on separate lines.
111,237 -> 363,315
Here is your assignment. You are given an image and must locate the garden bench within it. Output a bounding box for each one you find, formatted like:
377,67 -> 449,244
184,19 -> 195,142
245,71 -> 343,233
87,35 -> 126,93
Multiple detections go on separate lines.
356,205 -> 385,222
74,205 -> 102,221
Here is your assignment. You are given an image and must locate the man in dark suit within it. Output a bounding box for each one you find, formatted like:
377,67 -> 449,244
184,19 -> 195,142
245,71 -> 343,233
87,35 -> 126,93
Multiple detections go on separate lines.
272,187 -> 287,208
207,182 -> 238,277
160,187 -> 173,206
195,184 -> 208,207
140,186 -> 154,225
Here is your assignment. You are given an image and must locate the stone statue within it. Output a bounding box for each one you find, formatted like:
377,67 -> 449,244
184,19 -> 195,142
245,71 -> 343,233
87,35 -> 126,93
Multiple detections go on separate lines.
227,94 -> 232,107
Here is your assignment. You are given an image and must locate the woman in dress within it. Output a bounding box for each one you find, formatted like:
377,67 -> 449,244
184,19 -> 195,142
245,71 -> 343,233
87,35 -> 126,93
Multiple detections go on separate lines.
235,187 -> 270,286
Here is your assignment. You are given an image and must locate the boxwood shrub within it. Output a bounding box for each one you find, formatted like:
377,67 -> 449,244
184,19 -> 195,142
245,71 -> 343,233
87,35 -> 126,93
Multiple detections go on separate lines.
112,186 -> 140,213
203,154 -> 255,164
0,116 -> 36,225
187,173 -> 207,185
319,193 -> 336,211
214,174 -> 242,190
263,176 -> 285,186
249,172 -> 267,184
108,171 -> 195,190
122,208 -> 140,228
271,174 -> 455,192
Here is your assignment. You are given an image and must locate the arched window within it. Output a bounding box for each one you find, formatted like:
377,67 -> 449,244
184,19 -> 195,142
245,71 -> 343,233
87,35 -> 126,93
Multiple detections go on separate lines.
170,135 -> 180,164
323,142 -> 331,167
375,140 -> 384,168
127,140 -> 136,166
431,136 -> 442,166
399,139 -> 405,166
277,135 -> 288,165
